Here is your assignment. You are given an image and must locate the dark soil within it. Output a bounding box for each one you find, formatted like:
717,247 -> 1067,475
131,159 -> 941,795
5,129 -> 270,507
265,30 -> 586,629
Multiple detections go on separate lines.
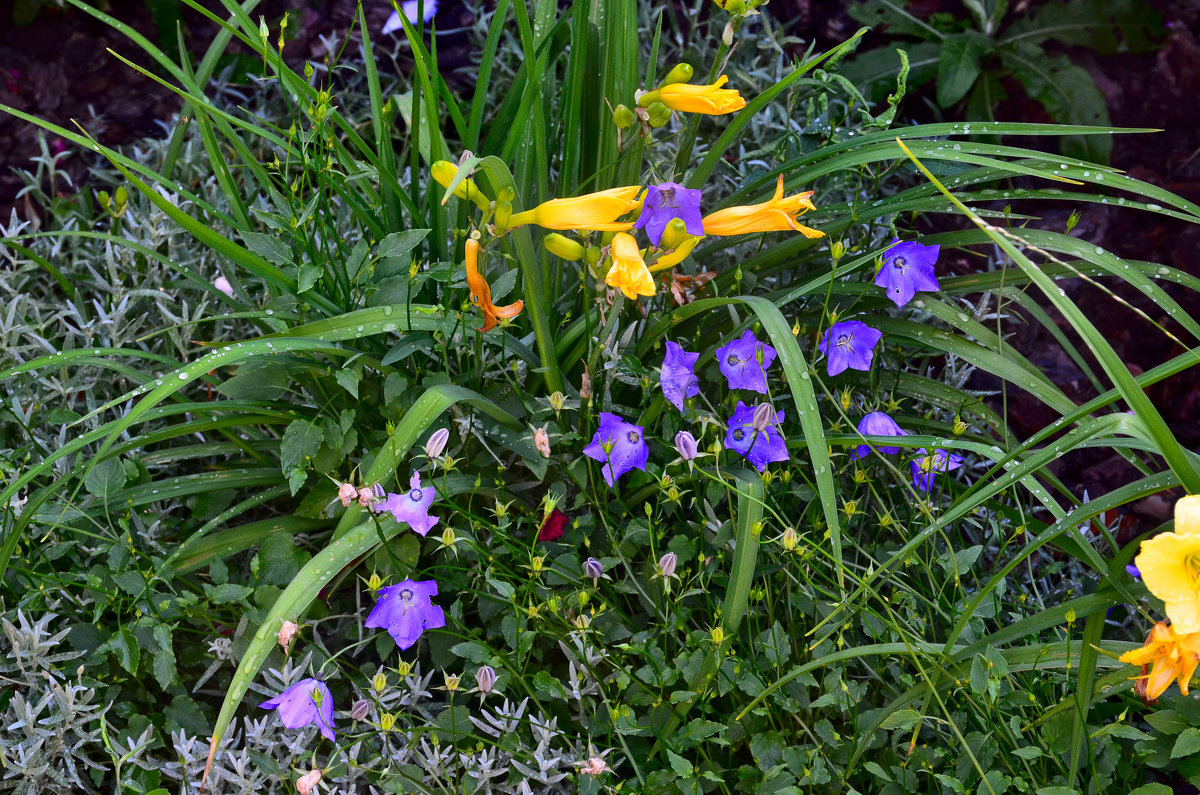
3,0 -> 1199,532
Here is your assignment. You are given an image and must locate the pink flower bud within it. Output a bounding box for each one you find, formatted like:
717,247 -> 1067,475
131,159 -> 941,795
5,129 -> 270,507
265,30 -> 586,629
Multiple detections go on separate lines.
351,699 -> 370,722
751,402 -> 776,432
277,620 -> 300,653
584,557 -> 603,585
425,428 -> 450,459
214,276 -> 234,296
337,482 -> 357,507
658,552 -> 678,579
475,665 -> 497,694
296,769 -> 322,794
534,427 -> 551,458
674,431 -> 698,461
580,756 -> 609,775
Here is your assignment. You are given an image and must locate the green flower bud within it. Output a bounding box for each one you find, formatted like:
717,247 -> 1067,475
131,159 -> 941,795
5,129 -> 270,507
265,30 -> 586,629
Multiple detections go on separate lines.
543,233 -> 586,262
659,63 -> 694,87
613,103 -> 636,129
646,101 -> 672,128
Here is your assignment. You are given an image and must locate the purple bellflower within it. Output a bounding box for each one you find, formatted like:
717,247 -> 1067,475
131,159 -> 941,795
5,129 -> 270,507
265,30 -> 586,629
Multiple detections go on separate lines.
1126,564 -> 1141,580
584,413 -> 649,486
716,330 -> 777,393
875,239 -> 940,308
259,678 -> 336,741
661,341 -> 700,411
634,182 -> 704,246
910,448 -> 964,492
725,401 -> 789,472
818,320 -> 883,376
366,579 -> 446,651
852,411 -> 908,459
378,472 -> 439,536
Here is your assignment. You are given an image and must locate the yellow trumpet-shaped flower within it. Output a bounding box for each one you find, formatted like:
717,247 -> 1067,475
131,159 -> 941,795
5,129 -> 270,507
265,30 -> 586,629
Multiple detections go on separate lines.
605,233 -> 655,299
639,75 -> 747,116
431,161 -> 491,212
509,187 -> 640,232
1136,495 -> 1200,633
702,175 -> 825,237
1119,621 -> 1200,702
464,239 -> 523,333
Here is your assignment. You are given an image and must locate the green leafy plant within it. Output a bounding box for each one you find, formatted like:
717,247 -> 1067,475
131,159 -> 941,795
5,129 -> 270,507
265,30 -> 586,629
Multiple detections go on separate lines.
841,0 -> 1164,163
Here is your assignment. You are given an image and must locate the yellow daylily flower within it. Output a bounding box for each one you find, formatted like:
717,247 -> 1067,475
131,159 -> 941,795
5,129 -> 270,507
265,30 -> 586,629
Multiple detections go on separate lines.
640,75 -> 747,116
1136,495 -> 1200,633
509,187 -> 640,232
431,161 -> 491,212
702,175 -> 824,237
464,239 -> 523,333
605,233 -> 655,299
1119,621 -> 1200,702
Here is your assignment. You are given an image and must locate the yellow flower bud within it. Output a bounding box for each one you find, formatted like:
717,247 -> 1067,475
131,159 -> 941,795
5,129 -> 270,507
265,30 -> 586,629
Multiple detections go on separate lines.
372,672 -> 388,692
711,626 -> 725,645
367,572 -> 383,594
549,391 -> 565,412
380,712 -> 396,731
431,160 -> 491,212
396,660 -> 413,677
543,233 -> 587,261
444,672 -> 461,692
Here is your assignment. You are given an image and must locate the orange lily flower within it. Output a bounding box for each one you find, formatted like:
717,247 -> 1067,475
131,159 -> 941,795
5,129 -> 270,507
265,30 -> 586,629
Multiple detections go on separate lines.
508,187 -> 640,232
640,75 -> 747,116
702,175 -> 824,237
465,239 -> 523,332
1120,621 -> 1200,702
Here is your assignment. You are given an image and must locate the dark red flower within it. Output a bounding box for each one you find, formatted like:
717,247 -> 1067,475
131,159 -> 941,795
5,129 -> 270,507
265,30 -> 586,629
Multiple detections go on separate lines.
538,509 -> 567,542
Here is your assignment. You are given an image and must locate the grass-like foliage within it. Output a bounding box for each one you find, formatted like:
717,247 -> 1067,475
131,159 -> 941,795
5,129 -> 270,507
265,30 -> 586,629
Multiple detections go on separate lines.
3,0 -> 1200,792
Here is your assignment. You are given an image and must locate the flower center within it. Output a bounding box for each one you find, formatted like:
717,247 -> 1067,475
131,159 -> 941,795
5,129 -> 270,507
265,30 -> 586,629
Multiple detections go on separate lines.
626,431 -> 641,444
893,256 -> 906,269
836,334 -> 853,350
733,429 -> 745,442
399,588 -> 414,602
726,353 -> 740,366
409,488 -> 423,502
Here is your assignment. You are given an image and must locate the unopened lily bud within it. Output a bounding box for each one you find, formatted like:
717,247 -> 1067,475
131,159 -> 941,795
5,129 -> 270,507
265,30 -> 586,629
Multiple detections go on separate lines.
659,63 -> 695,87
425,427 -> 450,458
97,189 -> 111,210
659,218 -> 689,250
475,665 -> 497,694
549,391 -> 565,412
646,101 -> 672,128
277,620 -> 300,653
431,160 -> 491,211
675,431 -> 699,461
584,245 -> 602,267
584,557 -> 603,586
534,427 -> 551,457
613,103 -> 636,129
372,671 -> 388,692
444,672 -> 461,692
380,712 -> 396,731
493,186 -> 514,235
296,770 -> 322,795
351,699 -> 370,722
751,403 -> 775,432
544,233 -> 586,261
781,526 -> 798,551
658,552 -> 678,579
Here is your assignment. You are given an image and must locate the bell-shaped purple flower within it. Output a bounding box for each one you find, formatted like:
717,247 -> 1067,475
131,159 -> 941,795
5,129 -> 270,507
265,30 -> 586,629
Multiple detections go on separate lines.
259,677 -> 336,741
661,341 -> 700,411
634,182 -> 704,246
378,472 -> 439,536
910,448 -> 964,492
366,579 -> 446,650
716,330 -> 777,393
852,411 -> 908,459
818,320 -> 882,376
875,239 -> 940,308
583,412 -> 649,487
725,401 -> 788,472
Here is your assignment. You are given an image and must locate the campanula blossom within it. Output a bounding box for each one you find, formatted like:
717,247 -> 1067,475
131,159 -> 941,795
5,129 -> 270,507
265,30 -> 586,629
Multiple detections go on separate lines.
464,239 -> 523,333
383,0 -> 438,34
716,330 -> 777,393
702,175 -> 822,237
583,412 -> 649,486
1127,564 -> 1141,580
640,75 -> 746,115
366,579 -> 446,651
214,276 -> 234,297
605,233 -> 656,299
875,238 -> 941,308
674,431 -> 699,462
818,320 -> 882,376
661,341 -> 700,410
584,557 -> 604,586
1135,496 -> 1200,633
1119,622 -> 1200,702
378,472 -> 439,536
725,401 -> 788,472
910,448 -> 964,492
509,187 -> 640,231
259,678 -> 336,741
851,412 -> 908,459
634,183 -> 704,246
